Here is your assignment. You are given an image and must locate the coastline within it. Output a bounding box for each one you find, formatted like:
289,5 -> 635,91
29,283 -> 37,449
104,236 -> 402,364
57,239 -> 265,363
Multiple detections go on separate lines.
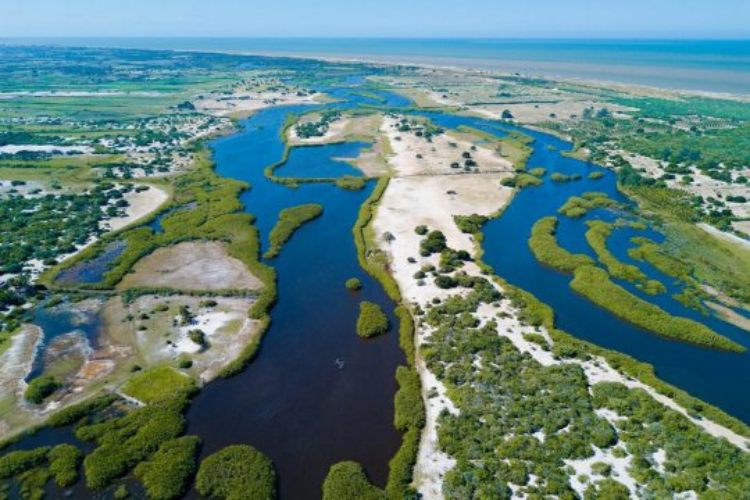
7,38 -> 747,101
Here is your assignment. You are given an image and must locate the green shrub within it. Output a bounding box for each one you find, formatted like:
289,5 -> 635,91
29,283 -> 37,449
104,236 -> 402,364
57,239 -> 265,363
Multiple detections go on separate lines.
434,275 -> 458,289
264,203 -> 323,259
345,278 -> 363,291
48,444 -> 83,487
454,214 -> 489,234
585,479 -> 630,500
24,375 -> 62,404
79,401 -> 187,489
336,176 -> 366,190
420,230 -> 447,255
196,445 -> 276,500
322,461 -> 385,500
558,192 -> 618,218
393,367 -> 425,431
0,448 -> 49,479
529,167 -> 547,177
135,436 -> 200,500
414,225 -> 428,235
356,302 -> 389,338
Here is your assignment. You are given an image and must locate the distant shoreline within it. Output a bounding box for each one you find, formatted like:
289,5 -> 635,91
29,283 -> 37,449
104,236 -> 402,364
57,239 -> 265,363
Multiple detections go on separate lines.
2,38 -> 750,97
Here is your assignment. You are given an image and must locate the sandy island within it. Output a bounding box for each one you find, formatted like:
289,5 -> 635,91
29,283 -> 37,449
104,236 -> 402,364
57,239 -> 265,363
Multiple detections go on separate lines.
372,114 -> 749,498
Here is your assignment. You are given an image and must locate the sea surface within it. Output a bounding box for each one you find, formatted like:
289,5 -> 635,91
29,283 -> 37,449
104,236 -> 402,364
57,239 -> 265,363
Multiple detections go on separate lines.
2,38 -> 750,94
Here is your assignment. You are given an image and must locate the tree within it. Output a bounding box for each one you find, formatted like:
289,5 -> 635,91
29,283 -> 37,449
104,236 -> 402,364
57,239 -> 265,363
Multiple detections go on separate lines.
356,302 -> 389,338
196,445 -> 277,500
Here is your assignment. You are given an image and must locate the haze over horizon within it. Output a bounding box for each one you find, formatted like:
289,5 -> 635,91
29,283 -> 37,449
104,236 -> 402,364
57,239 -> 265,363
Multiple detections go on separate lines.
2,0 -> 749,39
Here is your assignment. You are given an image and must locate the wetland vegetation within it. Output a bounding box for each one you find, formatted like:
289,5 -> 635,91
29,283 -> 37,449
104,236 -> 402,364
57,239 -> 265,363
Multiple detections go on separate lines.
0,42 -> 748,500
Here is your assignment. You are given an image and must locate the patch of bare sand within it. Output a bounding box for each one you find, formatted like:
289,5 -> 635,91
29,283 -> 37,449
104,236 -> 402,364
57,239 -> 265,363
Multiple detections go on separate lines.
194,90 -> 323,117
382,115 -> 513,177
467,101 -> 637,124
374,175 -> 512,305
105,184 -> 169,232
121,295 -> 260,383
287,114 -> 349,145
118,241 -> 262,291
706,302 -> 750,332
0,325 -> 42,404
373,164 -> 513,496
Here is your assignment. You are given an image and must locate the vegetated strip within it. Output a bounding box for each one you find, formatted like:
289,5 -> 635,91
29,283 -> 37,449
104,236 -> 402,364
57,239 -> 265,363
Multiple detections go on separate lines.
471,219 -> 750,439
263,203 -> 323,259
264,111 -> 373,189
337,174 -> 425,499
585,220 -> 647,283
528,215 -> 744,352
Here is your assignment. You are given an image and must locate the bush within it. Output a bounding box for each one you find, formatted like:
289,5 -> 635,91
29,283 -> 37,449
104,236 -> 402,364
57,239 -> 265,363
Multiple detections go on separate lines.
79,401 -> 187,489
393,366 -> 425,431
24,375 -> 62,404
414,225 -> 428,235
0,448 -> 49,479
322,462 -> 385,500
558,192 -> 618,218
345,278 -> 362,291
434,275 -> 458,289
135,436 -> 200,500
420,230 -> 447,255
454,214 -> 488,234
356,302 -> 389,338
196,445 -> 277,500
188,329 -> 207,347
48,444 -> 83,487
336,176 -> 366,191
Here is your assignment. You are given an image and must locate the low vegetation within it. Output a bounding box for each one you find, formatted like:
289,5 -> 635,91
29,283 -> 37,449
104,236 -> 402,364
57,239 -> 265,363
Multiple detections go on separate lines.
264,203 -> 323,259
135,436 -> 200,500
585,220 -> 648,284
24,375 -> 62,404
322,461 -> 385,500
356,301 -> 389,338
345,278 -> 362,291
529,217 -> 595,273
120,366 -> 197,405
529,216 -> 743,351
196,445 -> 277,500
571,265 -> 743,352
558,192 -> 619,218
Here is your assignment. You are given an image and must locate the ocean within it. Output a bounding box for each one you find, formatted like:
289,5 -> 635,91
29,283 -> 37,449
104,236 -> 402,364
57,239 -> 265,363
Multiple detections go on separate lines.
2,38 -> 750,95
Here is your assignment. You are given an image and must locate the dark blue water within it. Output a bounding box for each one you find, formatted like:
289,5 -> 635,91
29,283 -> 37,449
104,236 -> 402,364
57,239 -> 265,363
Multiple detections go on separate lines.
54,241 -> 126,285
277,141 -> 370,179
186,97 -> 409,498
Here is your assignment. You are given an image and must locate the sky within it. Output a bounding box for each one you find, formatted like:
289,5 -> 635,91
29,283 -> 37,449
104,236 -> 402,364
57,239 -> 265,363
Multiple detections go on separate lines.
1,0 -> 749,39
